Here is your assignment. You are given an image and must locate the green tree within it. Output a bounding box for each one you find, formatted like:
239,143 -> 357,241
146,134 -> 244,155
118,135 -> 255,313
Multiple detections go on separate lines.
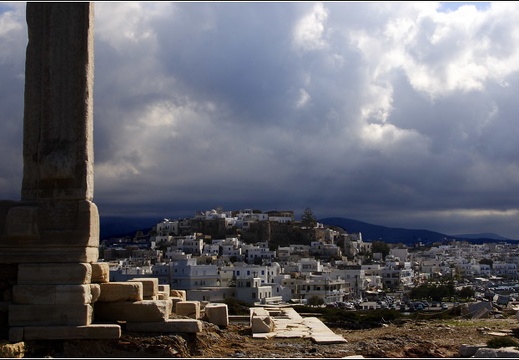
479,258 -> 493,268
457,286 -> 475,300
301,207 -> 317,227
409,284 -> 431,300
371,240 -> 390,259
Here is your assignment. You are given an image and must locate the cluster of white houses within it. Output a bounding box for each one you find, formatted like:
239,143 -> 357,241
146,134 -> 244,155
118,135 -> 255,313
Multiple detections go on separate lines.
102,208 -> 519,306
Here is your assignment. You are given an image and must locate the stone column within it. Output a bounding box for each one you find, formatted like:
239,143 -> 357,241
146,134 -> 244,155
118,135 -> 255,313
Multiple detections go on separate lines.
0,3 -> 121,342
22,3 -> 95,202
0,3 -> 98,263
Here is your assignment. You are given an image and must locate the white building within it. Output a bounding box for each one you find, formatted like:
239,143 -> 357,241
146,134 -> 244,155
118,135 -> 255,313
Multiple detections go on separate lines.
156,218 -> 179,236
109,262 -> 154,282
389,248 -> 409,262
267,210 -> 294,223
242,242 -> 276,263
310,241 -> 342,258
166,234 -> 204,256
277,274 -> 349,304
235,277 -> 280,305
283,258 -> 323,276
330,267 -> 367,300
361,264 -> 383,290
186,286 -> 236,303
493,262 -> 518,279
169,256 -> 220,290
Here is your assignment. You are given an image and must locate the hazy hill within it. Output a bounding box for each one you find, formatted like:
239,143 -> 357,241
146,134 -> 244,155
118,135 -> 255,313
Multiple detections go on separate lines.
452,232 -> 510,240
319,217 -> 448,245
100,216 -> 159,239
319,217 -> 515,245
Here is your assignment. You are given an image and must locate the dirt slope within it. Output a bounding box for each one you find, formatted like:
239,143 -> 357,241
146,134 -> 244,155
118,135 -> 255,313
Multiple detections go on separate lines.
191,317 -> 519,358
16,316 -> 519,358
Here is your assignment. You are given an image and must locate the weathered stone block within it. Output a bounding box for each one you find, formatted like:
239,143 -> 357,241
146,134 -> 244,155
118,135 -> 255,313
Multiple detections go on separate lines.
97,282 -> 143,302
17,263 -> 92,285
91,262 -> 110,283
126,319 -> 203,333
473,347 -> 519,358
158,284 -> 170,300
90,284 -> 100,303
170,289 -> 186,301
12,284 -> 94,304
0,247 -> 99,264
23,324 -> 121,340
170,297 -> 183,313
205,303 -> 229,327
8,327 -> 24,343
0,335 -> 24,357
249,307 -> 270,325
251,315 -> 275,333
459,344 -> 486,357
94,300 -> 172,323
176,301 -> 200,319
250,307 -> 275,333
0,200 -> 99,264
128,278 -> 158,299
9,304 -> 92,326
1,201 -> 99,245
0,301 -> 8,338
158,284 -> 170,292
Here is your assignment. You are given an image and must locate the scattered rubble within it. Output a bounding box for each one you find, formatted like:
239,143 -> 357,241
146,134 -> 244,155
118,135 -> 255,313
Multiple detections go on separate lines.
3,311 -> 518,358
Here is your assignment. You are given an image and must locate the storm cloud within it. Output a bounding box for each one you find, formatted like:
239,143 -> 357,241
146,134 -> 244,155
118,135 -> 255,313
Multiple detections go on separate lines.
2,2 -> 519,239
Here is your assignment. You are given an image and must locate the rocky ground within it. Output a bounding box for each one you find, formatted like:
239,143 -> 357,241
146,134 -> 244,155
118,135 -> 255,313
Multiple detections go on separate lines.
13,316 -> 518,358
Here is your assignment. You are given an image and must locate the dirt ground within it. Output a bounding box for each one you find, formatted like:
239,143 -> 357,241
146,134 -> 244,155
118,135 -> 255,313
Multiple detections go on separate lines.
190,317 -> 519,358
20,316 -> 518,358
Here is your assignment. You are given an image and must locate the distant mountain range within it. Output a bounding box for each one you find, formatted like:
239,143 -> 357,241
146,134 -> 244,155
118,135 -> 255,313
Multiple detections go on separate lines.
100,216 -> 159,239
450,232 -> 511,241
319,217 -> 516,245
99,215 -> 516,246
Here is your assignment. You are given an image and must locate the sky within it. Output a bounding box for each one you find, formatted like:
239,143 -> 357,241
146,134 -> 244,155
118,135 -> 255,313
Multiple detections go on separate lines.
2,1 -> 519,239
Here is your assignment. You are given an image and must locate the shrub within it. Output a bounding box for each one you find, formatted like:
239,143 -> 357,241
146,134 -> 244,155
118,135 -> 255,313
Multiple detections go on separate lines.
486,336 -> 519,349
223,297 -> 251,315
307,296 -> 324,306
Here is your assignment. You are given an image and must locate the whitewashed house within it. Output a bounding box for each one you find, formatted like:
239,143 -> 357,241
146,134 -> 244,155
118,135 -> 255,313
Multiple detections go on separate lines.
169,255 -> 220,290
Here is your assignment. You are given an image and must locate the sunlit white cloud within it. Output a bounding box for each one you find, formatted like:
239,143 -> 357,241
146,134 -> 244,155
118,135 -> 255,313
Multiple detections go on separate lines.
296,88 -> 311,109
292,2 -> 329,52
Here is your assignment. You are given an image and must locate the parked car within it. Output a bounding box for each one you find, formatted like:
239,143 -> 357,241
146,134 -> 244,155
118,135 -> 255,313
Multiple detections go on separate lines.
413,301 -> 425,310
441,303 -> 449,310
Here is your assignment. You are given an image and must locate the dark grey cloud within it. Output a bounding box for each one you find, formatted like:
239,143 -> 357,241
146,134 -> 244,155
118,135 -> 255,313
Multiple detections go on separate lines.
0,2 -> 26,199
2,2 -> 519,239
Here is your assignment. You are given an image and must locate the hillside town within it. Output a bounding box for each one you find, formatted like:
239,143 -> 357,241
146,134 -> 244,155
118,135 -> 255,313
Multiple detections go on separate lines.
100,206 -> 519,309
